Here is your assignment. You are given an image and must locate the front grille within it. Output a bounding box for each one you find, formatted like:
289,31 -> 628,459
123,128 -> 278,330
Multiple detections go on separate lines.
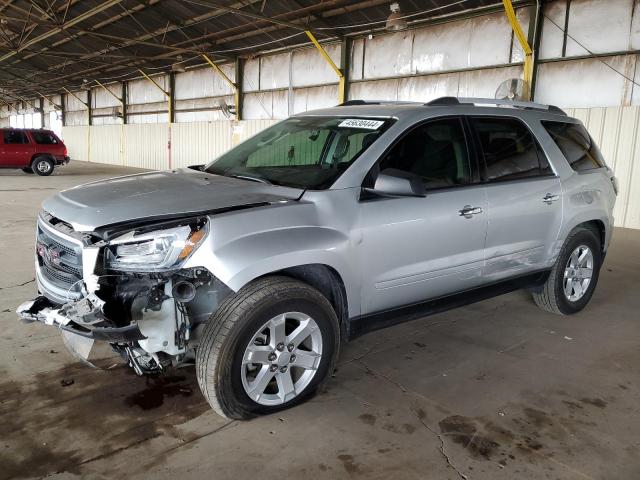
37,217 -> 83,295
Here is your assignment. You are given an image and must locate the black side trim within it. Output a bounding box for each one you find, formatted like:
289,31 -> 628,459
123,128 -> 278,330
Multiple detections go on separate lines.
347,270 -> 551,340
60,323 -> 147,342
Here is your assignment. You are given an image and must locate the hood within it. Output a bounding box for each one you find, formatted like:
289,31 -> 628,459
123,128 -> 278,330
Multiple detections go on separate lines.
42,168 -> 303,231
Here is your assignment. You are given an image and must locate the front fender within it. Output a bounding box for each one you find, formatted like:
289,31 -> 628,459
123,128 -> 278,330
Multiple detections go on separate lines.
184,196 -> 362,317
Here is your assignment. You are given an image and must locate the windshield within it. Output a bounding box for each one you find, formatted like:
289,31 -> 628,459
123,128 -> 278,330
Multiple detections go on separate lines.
204,116 -> 394,189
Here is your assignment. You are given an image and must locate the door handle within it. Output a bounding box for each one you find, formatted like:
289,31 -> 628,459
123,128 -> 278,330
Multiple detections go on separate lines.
542,193 -> 559,204
458,205 -> 483,218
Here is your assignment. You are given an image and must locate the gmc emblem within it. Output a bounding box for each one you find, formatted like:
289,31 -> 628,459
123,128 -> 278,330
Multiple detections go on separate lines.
37,242 -> 62,265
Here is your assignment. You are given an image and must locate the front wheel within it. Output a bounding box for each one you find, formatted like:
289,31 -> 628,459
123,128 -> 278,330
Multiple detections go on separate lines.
196,276 -> 340,419
532,226 -> 602,315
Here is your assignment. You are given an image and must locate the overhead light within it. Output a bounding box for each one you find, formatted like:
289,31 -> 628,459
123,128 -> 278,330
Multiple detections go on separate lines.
385,3 -> 408,32
172,55 -> 186,73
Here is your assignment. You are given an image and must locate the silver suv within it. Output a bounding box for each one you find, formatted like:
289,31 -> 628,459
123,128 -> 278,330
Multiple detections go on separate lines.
17,97 -> 617,419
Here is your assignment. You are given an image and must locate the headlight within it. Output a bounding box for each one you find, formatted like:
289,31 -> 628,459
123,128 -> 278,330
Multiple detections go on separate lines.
106,221 -> 208,272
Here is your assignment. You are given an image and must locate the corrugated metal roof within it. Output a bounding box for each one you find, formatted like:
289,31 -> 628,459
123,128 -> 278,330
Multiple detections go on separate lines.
0,0 -> 508,102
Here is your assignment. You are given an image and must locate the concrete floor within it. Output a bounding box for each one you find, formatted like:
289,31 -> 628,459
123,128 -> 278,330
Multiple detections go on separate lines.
1,162 -> 639,480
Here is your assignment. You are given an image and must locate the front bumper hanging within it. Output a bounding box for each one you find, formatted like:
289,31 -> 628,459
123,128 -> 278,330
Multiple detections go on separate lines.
16,295 -> 146,343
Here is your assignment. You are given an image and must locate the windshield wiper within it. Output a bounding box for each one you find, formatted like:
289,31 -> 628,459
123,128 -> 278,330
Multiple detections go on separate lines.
227,173 -> 272,185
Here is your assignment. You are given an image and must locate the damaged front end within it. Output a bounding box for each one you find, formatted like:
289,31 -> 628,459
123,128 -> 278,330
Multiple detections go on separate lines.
17,211 -> 231,375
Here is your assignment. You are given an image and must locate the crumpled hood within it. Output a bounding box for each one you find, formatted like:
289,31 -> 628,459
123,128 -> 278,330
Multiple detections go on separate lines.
42,168 -> 303,231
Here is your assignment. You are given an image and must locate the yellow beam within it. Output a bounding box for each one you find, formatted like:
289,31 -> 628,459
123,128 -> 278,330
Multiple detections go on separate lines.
503,0 -> 533,99
94,79 -> 124,105
305,31 -> 345,103
63,87 -> 88,107
138,69 -> 171,122
36,91 -> 61,110
201,54 -> 240,121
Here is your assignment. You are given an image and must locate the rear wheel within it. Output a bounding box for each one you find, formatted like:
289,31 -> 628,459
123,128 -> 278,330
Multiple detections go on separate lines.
532,226 -> 602,315
196,276 -> 340,419
32,157 -> 54,176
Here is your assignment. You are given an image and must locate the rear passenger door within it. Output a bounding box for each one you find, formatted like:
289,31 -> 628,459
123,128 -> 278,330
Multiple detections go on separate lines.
469,116 -> 562,281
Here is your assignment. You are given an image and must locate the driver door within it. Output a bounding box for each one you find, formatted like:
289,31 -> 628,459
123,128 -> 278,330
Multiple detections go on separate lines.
359,117 -> 488,315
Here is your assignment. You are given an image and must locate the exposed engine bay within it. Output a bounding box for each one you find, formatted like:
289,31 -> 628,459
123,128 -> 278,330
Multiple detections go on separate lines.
17,211 -> 232,375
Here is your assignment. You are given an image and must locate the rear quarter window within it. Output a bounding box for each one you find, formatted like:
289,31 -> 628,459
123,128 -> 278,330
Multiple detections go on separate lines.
30,131 -> 60,145
542,121 -> 605,172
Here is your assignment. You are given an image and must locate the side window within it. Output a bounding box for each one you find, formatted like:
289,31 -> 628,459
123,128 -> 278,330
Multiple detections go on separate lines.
542,121 -> 605,172
379,117 -> 471,189
31,131 -> 59,145
471,117 -> 547,181
3,130 -> 29,144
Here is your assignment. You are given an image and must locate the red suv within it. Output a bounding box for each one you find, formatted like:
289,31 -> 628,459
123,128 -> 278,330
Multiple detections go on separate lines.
0,128 -> 70,176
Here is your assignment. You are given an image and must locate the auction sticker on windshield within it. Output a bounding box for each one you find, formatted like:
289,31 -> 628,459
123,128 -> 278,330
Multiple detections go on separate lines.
338,119 -> 385,130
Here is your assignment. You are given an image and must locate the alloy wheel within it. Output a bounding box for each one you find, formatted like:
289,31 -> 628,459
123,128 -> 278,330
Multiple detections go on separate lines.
563,245 -> 594,301
241,312 -> 323,406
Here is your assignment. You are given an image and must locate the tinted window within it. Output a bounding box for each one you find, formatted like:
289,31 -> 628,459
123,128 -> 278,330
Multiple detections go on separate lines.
3,130 -> 29,144
472,117 -> 548,181
378,117 -> 471,189
205,116 -> 393,189
542,121 -> 605,172
31,131 -> 59,145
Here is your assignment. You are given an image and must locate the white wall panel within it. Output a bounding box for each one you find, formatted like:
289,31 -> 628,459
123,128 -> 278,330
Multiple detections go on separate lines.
128,75 -> 169,104
457,66 -> 523,98
566,0 -> 633,56
292,85 -> 338,114
511,8 -> 531,63
171,121 -> 232,168
535,56 -> 634,107
123,123 -> 169,169
243,58 -> 260,92
259,52 -> 290,90
65,110 -> 89,126
61,126 -> 89,161
540,1 -> 567,60
350,38 -> 365,81
87,125 -> 122,164
397,73 -> 460,102
349,79 -> 399,101
291,44 -> 341,87
175,65 -> 235,99
363,32 -> 413,78
93,84 -> 122,108
65,90 -> 87,112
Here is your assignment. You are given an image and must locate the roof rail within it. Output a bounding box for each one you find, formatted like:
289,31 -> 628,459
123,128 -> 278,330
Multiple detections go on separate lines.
337,100 -> 421,106
425,96 -> 567,115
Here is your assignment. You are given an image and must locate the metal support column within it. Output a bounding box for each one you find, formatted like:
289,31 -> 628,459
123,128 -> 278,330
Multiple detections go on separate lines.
235,58 -> 244,121
169,72 -> 176,123
122,81 -> 128,124
502,0 -> 534,99
340,37 -> 352,102
305,31 -> 346,104
528,3 -> 543,100
87,89 -> 93,126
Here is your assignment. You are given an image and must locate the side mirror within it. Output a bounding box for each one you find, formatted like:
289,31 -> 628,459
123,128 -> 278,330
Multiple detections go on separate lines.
370,168 -> 426,197
188,164 -> 205,171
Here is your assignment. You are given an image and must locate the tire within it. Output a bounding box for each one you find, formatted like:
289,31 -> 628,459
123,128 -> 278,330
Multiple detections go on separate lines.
22,167 -> 34,174
532,226 -> 602,315
32,157 -> 54,176
196,276 -> 340,419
